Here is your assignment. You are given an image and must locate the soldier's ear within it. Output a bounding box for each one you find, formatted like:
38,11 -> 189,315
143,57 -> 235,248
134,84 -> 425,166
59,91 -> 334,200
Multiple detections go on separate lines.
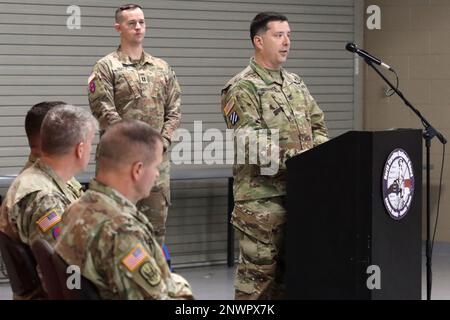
114,23 -> 121,34
75,141 -> 84,159
131,161 -> 143,182
253,35 -> 263,50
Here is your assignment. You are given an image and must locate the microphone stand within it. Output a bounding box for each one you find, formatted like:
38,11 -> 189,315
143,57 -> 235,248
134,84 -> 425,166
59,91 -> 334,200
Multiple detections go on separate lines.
364,58 -> 447,300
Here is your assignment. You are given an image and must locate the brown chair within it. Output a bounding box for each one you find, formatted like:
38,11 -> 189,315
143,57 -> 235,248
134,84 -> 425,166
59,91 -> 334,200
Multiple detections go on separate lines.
30,239 -> 64,299
0,230 -> 41,298
52,251 -> 100,300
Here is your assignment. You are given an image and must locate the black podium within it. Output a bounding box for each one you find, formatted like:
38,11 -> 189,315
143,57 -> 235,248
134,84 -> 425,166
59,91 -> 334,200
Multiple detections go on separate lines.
286,130 -> 422,299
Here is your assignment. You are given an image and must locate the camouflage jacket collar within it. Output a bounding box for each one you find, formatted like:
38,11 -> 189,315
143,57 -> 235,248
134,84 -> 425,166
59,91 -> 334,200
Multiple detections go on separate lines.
116,46 -> 154,66
250,57 -> 287,86
34,159 -> 73,197
88,178 -> 138,213
88,179 -> 152,229
28,153 -> 38,165
21,153 -> 38,172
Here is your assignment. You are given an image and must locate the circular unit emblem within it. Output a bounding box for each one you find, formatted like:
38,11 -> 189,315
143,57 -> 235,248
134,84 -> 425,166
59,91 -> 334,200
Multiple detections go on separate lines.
382,148 -> 415,220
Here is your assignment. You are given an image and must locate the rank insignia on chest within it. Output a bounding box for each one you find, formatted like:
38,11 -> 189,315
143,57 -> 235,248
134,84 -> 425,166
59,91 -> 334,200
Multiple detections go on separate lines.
139,75 -> 148,84
229,111 -> 239,126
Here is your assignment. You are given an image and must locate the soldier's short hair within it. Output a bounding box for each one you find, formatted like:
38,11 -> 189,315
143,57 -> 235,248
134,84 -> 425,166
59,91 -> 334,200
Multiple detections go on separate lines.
97,120 -> 163,170
250,12 -> 288,45
115,4 -> 143,23
25,101 -> 66,145
41,104 -> 98,156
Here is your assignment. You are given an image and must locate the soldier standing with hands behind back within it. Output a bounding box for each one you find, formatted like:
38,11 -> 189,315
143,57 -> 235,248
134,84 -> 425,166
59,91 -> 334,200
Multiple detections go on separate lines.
221,12 -> 329,300
88,4 -> 181,246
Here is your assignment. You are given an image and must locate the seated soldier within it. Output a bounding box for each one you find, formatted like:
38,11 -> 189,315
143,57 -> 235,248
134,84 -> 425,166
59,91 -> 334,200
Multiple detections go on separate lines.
0,104 -> 98,299
55,120 -> 194,300
23,101 -> 84,197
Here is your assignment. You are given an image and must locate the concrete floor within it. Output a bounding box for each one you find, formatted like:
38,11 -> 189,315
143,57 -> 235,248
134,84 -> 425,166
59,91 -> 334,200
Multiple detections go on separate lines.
2,245 -> 450,300
0,264 -> 235,300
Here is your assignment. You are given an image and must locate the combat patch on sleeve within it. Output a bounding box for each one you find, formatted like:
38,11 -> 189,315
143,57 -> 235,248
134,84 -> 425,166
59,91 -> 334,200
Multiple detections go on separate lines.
139,261 -> 161,287
223,96 -> 244,129
229,111 -> 240,126
36,209 -> 62,233
87,73 -> 107,103
88,73 -> 97,93
51,226 -> 61,240
121,244 -> 150,272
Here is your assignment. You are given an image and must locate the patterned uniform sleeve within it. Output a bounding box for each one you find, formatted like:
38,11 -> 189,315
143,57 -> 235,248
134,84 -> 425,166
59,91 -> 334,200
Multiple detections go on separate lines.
97,229 -> 193,300
300,79 -> 329,146
17,192 -> 66,246
161,66 -> 181,151
88,60 -> 122,130
221,82 -> 285,173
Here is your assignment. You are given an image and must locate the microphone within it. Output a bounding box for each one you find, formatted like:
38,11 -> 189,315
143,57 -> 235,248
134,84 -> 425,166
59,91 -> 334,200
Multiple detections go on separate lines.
346,43 -> 392,71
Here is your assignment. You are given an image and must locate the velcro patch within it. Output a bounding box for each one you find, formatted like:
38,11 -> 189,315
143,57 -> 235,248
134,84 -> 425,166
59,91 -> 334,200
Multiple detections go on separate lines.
223,98 -> 235,116
88,80 -> 96,93
139,262 -> 161,287
121,244 -> 149,272
36,209 -> 62,233
87,72 -> 96,84
52,226 -> 61,240
229,111 -> 239,126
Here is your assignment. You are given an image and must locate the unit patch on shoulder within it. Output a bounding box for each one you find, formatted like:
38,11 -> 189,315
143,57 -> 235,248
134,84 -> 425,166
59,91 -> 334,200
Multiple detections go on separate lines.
229,111 -> 239,126
139,262 -> 161,287
88,73 -> 96,93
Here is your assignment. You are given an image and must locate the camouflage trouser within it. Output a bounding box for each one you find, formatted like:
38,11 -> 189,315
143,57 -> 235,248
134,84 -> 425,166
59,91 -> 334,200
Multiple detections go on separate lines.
232,197 -> 286,300
137,156 -> 170,246
137,191 -> 168,246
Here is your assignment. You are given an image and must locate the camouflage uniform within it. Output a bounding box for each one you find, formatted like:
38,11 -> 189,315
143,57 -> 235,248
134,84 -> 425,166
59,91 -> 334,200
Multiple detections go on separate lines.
0,159 -> 81,246
55,179 -> 193,300
221,58 -> 329,299
0,159 -> 82,300
88,47 -> 181,245
22,153 -> 84,199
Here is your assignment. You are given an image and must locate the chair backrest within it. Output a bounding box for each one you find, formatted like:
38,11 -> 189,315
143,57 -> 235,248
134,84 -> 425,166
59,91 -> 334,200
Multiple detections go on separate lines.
52,251 -> 100,300
0,230 -> 41,297
30,239 -> 64,299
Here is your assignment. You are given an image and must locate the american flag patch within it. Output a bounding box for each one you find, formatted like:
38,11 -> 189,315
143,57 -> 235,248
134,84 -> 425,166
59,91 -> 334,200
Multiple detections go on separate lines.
223,99 -> 234,116
121,244 -> 149,272
229,111 -> 239,126
36,209 -> 62,233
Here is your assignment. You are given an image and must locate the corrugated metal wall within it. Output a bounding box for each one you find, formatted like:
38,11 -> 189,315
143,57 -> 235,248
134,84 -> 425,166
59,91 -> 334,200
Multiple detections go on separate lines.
0,0 -> 359,266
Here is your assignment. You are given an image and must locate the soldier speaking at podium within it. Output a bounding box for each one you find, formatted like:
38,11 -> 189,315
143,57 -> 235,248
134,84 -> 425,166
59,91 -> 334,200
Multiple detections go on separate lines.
221,12 -> 329,300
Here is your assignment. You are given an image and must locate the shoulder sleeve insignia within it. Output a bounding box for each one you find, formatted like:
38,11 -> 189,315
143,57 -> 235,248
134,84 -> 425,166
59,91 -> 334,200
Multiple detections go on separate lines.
88,73 -> 97,93
139,261 -> 161,287
229,111 -> 239,126
36,209 -> 62,233
121,244 -> 150,272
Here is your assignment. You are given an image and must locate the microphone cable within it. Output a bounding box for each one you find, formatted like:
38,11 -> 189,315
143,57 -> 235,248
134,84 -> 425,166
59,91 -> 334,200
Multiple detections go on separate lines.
431,143 -> 446,255
385,68 -> 399,97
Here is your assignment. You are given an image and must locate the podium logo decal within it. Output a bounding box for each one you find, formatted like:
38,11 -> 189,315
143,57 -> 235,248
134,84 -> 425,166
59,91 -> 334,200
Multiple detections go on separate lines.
382,148 -> 415,220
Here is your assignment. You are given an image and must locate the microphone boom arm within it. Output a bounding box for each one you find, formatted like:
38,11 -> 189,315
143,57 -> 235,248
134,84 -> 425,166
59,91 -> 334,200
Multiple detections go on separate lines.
362,56 -> 447,302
